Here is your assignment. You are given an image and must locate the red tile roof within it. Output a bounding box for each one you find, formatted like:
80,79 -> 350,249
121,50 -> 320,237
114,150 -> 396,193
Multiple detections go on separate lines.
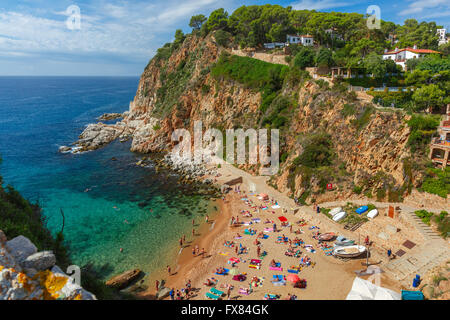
384,47 -> 440,55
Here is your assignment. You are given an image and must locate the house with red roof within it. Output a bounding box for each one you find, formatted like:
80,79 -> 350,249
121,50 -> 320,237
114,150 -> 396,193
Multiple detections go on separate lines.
382,45 -> 440,70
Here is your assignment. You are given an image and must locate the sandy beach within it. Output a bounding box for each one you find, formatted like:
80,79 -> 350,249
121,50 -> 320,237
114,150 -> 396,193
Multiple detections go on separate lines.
141,162 -> 413,300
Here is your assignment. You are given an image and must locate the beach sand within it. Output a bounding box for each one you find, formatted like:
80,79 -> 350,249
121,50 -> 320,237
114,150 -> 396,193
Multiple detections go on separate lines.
140,162 -> 403,300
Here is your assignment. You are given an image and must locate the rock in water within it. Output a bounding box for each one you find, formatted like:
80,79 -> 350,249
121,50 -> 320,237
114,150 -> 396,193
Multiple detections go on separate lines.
105,269 -> 143,290
23,251 -> 56,271
6,235 -> 38,263
59,146 -> 72,153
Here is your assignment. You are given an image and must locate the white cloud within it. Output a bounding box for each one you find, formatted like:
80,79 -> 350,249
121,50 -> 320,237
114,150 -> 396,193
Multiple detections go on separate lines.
0,0 -> 230,67
290,0 -> 352,11
399,0 -> 449,16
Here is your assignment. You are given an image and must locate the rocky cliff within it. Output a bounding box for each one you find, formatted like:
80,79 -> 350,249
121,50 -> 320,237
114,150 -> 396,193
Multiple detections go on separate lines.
72,32 -> 422,202
0,230 -> 96,300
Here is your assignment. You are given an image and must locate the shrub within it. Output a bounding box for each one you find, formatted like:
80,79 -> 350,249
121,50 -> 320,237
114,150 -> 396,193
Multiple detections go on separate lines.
296,134 -> 334,168
406,114 -> 440,153
353,186 -> 363,194
421,168 -> 449,198
215,30 -> 231,47
341,104 -> 356,118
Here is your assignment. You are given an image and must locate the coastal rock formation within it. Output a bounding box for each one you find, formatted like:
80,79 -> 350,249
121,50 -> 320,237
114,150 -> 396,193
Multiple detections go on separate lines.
71,33 -> 429,201
97,113 -> 124,121
105,269 -> 143,290
0,230 -> 96,300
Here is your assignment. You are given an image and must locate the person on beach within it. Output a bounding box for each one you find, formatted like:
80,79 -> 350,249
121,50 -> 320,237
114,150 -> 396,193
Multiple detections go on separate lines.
387,248 -> 392,259
195,245 -> 199,255
205,215 -> 209,223
179,238 -> 183,247
273,223 -> 277,232
120,248 -> 123,253
365,236 -> 370,246
169,288 -> 174,300
192,228 -> 195,237
227,287 -> 231,300
167,265 -> 171,276
257,246 -> 261,257
183,234 -> 186,243
155,280 -> 159,292
192,219 -> 195,226
200,248 -> 205,257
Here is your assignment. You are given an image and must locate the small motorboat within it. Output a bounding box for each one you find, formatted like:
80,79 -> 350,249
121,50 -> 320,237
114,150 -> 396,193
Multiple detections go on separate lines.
333,211 -> 347,222
333,245 -> 366,258
356,206 -> 369,215
329,207 -> 342,216
334,235 -> 355,247
367,209 -> 378,219
318,232 -> 336,241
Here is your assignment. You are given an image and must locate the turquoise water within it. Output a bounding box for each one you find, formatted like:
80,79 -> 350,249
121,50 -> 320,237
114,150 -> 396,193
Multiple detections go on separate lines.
0,77 -> 213,279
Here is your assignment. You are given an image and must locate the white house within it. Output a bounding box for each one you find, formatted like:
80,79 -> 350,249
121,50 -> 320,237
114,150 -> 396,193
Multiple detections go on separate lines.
437,28 -> 448,46
286,34 -> 314,46
325,28 -> 343,41
382,46 -> 440,70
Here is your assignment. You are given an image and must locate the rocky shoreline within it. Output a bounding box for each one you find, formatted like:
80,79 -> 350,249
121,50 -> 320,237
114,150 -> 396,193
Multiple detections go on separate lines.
0,230 -> 96,300
59,112 -> 133,154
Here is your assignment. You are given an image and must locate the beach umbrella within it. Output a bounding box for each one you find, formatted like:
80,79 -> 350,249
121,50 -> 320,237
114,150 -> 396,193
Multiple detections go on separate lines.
278,216 -> 288,222
287,274 -> 300,283
229,268 -> 239,276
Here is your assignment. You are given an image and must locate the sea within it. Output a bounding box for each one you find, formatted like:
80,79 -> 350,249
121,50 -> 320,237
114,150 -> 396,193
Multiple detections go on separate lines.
0,76 -> 215,282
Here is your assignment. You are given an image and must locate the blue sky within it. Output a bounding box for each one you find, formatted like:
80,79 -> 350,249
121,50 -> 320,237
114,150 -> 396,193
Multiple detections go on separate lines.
0,0 -> 448,76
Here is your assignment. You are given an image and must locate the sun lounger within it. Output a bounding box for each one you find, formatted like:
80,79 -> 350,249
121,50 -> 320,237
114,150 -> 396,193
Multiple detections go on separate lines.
271,280 -> 286,286
232,275 -> 247,282
215,268 -> 229,275
264,294 -> 279,300
249,264 -> 260,269
269,266 -> 283,271
250,259 -> 262,265
210,288 -> 224,296
205,292 -> 220,300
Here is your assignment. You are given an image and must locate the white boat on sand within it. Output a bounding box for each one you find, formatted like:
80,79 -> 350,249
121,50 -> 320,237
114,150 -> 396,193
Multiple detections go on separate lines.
333,245 -> 366,258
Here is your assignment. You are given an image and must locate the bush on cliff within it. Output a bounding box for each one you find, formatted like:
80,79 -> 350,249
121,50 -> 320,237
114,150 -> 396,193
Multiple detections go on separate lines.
406,114 -> 440,154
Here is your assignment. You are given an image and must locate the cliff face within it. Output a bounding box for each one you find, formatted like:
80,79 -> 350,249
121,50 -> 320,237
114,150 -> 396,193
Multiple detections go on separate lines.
124,33 -> 261,154
93,33 -> 416,201
0,230 -> 96,300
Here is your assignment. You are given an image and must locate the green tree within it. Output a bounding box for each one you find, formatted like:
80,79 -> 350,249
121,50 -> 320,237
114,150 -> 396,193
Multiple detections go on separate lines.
189,14 -> 207,30
206,8 -> 229,31
294,47 -> 315,69
174,29 -> 185,47
365,52 -> 387,78
315,48 -> 334,68
412,84 -> 445,112
215,30 -> 231,47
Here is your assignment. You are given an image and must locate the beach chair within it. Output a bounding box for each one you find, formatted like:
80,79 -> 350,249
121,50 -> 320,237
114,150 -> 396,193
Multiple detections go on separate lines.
205,292 -> 220,300
215,268 -> 229,276
210,288 -> 224,296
